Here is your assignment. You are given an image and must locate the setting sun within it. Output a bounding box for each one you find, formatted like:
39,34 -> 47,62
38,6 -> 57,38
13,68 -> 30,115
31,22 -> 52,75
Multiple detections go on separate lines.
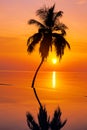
52,58 -> 57,64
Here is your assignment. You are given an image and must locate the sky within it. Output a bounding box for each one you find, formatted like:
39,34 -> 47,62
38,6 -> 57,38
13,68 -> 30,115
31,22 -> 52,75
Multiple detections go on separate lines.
0,1 -> 87,129
0,0 -> 87,72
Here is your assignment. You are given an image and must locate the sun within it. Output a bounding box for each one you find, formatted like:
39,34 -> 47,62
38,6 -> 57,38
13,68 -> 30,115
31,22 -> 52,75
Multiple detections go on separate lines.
52,58 -> 57,64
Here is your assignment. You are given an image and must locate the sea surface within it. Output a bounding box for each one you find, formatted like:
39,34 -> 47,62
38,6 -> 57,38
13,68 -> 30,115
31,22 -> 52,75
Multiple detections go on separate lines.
0,71 -> 87,130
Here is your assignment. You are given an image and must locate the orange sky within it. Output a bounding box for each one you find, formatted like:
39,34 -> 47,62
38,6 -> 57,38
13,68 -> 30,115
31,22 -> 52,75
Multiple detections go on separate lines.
0,0 -> 87,71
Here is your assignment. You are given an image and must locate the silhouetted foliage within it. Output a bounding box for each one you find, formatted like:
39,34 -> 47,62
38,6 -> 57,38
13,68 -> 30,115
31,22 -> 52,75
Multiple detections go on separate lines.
26,106 -> 67,130
27,4 -> 70,60
50,107 -> 67,130
38,107 -> 50,130
27,4 -> 70,107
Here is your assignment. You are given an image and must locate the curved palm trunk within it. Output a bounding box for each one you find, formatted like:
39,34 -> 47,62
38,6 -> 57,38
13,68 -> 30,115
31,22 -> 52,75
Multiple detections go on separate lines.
33,87 -> 42,108
32,58 -> 44,108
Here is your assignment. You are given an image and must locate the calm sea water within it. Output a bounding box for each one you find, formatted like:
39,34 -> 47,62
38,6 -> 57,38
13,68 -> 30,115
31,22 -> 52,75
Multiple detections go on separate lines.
0,71 -> 87,130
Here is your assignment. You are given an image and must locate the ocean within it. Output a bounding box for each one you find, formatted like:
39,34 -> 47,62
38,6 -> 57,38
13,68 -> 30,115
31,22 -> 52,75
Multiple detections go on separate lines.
0,71 -> 87,130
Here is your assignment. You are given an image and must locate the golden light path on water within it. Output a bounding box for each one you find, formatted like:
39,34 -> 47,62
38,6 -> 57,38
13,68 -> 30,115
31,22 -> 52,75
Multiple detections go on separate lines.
52,71 -> 56,88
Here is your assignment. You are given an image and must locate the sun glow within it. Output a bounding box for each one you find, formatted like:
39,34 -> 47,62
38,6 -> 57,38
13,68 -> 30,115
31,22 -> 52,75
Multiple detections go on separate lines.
52,71 -> 56,88
52,58 -> 57,64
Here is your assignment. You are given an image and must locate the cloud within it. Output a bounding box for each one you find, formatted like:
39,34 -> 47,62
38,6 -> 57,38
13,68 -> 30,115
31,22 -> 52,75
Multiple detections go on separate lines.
77,0 -> 87,4
0,83 -> 12,86
0,97 -> 16,104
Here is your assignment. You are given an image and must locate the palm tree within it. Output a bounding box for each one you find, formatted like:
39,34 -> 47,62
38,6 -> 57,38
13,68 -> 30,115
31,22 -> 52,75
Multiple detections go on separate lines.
26,106 -> 67,130
27,4 -> 70,108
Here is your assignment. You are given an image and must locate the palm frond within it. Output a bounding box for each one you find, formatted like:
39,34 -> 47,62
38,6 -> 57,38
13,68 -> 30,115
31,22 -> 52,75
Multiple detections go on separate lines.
26,112 -> 40,130
27,44 -> 34,53
55,11 -> 63,17
28,19 -> 45,28
38,107 -> 50,130
54,11 -> 63,23
36,6 -> 48,20
27,33 -> 42,53
60,119 -> 67,129
53,33 -> 70,59
50,107 -> 67,130
53,23 -> 68,36
54,23 -> 68,31
37,4 -> 55,27
61,30 -> 66,36
45,4 -> 55,27
39,33 -> 52,59
26,106 -> 67,130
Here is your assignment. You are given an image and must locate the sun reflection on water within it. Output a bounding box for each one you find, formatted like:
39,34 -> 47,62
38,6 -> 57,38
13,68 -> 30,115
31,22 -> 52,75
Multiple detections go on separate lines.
52,71 -> 56,88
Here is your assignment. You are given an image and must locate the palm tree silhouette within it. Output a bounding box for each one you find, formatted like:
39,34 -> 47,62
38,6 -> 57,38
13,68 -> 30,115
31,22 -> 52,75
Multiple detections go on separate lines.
27,4 -> 70,107
26,106 -> 67,130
